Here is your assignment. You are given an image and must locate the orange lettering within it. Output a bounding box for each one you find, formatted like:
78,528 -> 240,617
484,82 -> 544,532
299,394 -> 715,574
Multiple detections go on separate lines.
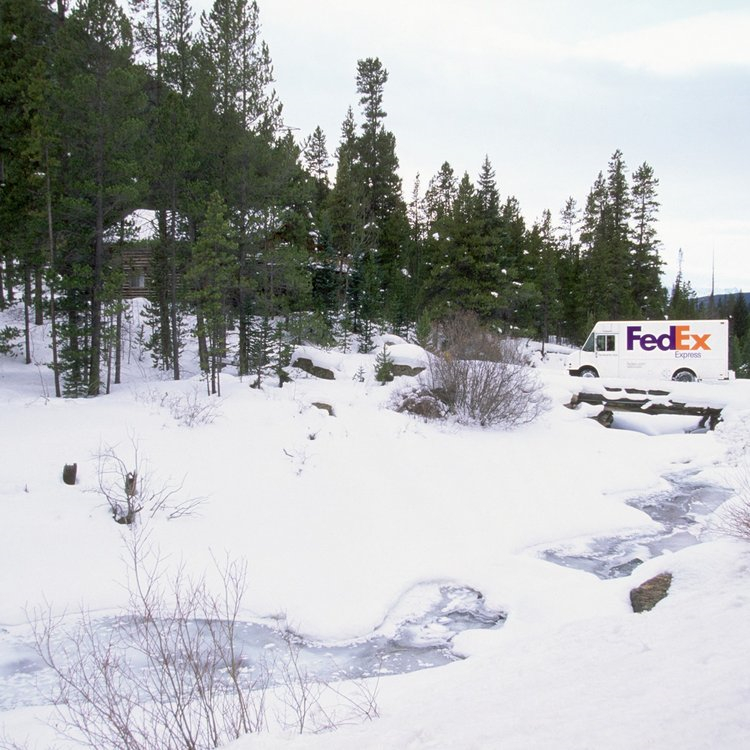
674,325 -> 690,350
691,333 -> 711,351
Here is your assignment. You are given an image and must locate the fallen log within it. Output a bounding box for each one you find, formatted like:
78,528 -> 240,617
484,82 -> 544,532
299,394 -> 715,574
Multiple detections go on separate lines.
567,389 -> 723,430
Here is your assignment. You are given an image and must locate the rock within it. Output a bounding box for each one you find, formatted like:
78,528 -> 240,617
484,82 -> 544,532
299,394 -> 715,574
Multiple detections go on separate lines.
312,402 -> 334,416
391,364 -> 426,377
630,572 -> 672,612
395,388 -> 449,420
292,357 -> 335,380
608,558 -> 644,578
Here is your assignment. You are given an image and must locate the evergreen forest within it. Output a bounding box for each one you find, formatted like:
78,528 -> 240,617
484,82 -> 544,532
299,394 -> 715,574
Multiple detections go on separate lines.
2,0 -> 749,397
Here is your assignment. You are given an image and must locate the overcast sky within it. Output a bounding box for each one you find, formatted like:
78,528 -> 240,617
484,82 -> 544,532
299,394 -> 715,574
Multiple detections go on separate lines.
195,0 -> 750,297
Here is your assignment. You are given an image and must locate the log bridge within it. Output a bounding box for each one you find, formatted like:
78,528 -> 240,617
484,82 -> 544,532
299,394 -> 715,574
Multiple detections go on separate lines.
567,386 -> 724,430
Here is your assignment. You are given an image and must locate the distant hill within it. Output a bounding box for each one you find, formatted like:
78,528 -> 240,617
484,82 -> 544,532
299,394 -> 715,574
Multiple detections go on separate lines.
695,291 -> 750,308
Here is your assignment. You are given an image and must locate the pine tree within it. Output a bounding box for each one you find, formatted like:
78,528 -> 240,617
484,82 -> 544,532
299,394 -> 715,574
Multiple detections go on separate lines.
352,57 -> 409,318
424,172 -> 505,322
130,0 -> 200,381
668,252 -> 699,319
557,196 -> 586,341
476,155 -> 500,226
302,125 -> 332,199
186,191 -> 237,395
374,343 -> 394,383
199,0 -> 283,376
630,162 -> 663,317
424,162 -> 457,225
54,0 -> 146,396
325,107 -> 368,312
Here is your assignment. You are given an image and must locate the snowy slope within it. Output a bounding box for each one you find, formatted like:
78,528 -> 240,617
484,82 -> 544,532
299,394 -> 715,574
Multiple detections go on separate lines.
1,307 -> 749,748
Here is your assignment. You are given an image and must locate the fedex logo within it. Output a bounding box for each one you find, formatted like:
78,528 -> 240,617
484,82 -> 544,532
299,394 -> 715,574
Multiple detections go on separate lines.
626,325 -> 712,352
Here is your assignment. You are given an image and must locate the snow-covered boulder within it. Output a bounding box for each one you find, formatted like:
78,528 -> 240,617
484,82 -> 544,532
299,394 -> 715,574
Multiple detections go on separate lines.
385,343 -> 429,377
291,346 -> 344,380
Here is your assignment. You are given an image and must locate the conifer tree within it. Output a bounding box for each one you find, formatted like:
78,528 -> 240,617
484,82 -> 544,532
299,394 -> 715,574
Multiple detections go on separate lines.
424,162 -> 458,224
130,0 -> 200,380
326,107 -> 369,313
424,172 -> 506,322
557,197 -> 586,341
668,251 -> 699,319
54,0 -> 146,395
199,0 -> 283,375
630,162 -> 664,316
302,125 -> 332,206
352,57 -> 409,319
186,191 -> 237,395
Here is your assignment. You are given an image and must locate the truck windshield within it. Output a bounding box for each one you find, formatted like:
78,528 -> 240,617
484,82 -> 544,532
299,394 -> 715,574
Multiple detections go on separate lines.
582,333 -> 595,352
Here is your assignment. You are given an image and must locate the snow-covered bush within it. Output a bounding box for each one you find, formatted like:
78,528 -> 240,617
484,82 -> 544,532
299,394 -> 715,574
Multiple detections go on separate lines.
716,463 -> 750,541
419,312 -> 549,428
135,386 -> 220,427
392,385 -> 450,421
426,348 -> 548,428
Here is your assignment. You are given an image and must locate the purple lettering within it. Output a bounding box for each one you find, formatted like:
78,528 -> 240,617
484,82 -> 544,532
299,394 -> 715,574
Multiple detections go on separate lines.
626,324 -> 689,352
640,333 -> 657,351
656,331 -> 674,351
626,326 -> 641,350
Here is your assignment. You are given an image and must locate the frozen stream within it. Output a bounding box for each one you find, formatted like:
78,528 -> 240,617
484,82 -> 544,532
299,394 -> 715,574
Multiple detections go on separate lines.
539,471 -> 733,578
0,583 -> 505,711
0,473 -> 732,712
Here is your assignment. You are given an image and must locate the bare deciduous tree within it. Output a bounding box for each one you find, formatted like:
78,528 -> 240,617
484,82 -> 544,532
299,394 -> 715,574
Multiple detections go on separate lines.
95,436 -> 203,523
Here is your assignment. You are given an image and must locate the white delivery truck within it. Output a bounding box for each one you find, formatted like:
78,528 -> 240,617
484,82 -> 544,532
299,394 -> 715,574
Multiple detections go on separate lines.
567,319 -> 732,382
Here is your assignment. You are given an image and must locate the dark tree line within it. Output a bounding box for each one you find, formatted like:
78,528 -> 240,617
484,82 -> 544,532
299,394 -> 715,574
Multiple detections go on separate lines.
1,0 -> 722,397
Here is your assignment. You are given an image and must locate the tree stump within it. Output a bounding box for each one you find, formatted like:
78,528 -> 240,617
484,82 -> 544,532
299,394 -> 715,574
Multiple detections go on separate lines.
62,463 -> 77,485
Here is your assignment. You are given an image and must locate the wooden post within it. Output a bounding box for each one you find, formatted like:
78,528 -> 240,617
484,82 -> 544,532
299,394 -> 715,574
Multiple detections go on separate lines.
63,463 -> 77,485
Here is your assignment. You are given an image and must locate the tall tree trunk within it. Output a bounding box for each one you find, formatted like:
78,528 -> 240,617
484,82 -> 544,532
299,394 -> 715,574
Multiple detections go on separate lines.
34,267 -> 44,325
45,145 -> 61,397
156,211 -> 173,371
23,266 -> 32,364
88,106 -> 105,396
115,305 -> 122,385
3,256 -> 13,303
89,198 -> 104,396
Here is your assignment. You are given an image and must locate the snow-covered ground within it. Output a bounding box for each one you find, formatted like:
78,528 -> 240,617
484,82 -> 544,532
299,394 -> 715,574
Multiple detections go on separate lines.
1,302 -> 749,749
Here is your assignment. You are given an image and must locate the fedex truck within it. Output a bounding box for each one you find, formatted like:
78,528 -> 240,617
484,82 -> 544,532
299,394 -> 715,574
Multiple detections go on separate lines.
567,320 -> 732,382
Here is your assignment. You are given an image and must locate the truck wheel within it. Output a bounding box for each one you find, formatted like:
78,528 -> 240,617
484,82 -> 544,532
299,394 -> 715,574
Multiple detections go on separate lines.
672,368 -> 697,383
579,367 -> 598,378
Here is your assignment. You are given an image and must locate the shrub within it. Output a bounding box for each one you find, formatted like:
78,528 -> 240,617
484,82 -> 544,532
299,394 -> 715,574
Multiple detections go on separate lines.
427,348 -> 548,428
417,311 -> 549,428
715,465 -> 750,541
392,385 -> 450,421
374,344 -> 394,384
0,325 -> 21,356
96,437 -> 202,524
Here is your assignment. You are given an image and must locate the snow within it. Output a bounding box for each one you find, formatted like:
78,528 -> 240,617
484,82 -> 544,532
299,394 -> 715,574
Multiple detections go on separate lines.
1,304 -> 750,748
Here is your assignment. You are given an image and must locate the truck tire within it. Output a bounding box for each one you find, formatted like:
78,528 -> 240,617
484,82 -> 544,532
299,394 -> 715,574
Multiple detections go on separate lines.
579,366 -> 599,378
672,368 -> 697,383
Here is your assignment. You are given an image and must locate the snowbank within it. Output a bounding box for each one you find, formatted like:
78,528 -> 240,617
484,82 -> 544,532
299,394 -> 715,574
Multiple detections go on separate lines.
1,319 -> 749,749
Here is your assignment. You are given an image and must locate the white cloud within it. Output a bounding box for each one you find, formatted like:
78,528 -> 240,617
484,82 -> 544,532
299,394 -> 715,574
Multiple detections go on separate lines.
574,10 -> 750,75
